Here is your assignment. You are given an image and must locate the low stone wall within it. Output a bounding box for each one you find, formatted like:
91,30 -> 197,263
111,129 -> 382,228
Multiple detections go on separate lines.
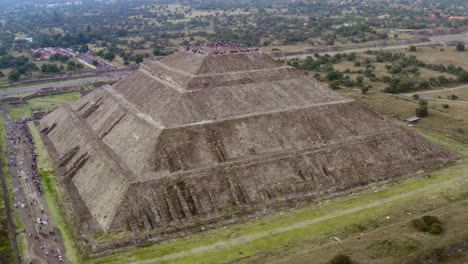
0,86 -> 82,106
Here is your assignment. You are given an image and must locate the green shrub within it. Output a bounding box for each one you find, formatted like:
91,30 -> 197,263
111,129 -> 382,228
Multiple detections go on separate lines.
412,215 -> 443,235
429,223 -> 443,235
422,215 -> 441,225
330,254 -> 352,264
412,218 -> 429,232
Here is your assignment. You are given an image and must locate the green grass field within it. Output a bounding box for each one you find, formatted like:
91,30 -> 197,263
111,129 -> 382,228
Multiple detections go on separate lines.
7,107 -> 32,121
27,92 -> 80,110
7,92 -> 80,121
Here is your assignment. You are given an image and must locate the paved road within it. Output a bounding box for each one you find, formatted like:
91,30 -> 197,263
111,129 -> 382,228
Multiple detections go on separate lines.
131,174 -> 468,264
0,76 -> 117,98
1,111 -> 66,264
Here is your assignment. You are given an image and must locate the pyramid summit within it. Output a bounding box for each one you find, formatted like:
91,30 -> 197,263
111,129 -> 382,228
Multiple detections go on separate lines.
37,43 -> 455,252
185,41 -> 260,54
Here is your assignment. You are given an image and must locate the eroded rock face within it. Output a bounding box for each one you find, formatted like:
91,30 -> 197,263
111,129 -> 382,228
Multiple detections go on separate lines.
38,44 -> 455,251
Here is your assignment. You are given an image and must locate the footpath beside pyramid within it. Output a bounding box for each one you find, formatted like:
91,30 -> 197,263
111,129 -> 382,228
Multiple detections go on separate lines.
38,42 -> 454,250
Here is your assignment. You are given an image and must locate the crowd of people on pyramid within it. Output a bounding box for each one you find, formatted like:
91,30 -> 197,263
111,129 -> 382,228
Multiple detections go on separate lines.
186,41 -> 259,54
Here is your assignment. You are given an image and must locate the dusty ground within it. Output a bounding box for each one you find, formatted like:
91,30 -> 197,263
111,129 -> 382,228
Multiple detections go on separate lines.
1,111 -> 66,264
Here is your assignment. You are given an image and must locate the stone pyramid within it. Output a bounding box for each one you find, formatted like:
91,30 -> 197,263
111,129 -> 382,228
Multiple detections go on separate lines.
38,42 -> 454,245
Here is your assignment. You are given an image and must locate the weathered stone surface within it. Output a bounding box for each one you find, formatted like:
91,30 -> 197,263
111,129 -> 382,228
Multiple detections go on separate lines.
38,47 -> 455,250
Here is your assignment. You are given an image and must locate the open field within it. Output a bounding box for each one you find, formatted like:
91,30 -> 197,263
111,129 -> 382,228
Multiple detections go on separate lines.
407,84 -> 468,100
6,92 -> 81,121
252,197 -> 468,264
345,90 -> 468,138
27,92 -> 80,109
86,126 -> 468,264
404,46 -> 468,69
7,107 -> 32,121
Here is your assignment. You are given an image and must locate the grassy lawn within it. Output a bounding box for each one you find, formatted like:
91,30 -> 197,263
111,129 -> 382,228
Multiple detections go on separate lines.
26,92 -> 80,110
253,197 -> 468,264
88,127 -> 468,264
28,123 -> 82,264
410,84 -> 468,100
0,117 -> 29,263
0,117 -> 14,263
7,107 -> 32,121
7,92 -> 80,121
402,46 -> 468,69
30,92 -> 80,103
346,91 -> 468,137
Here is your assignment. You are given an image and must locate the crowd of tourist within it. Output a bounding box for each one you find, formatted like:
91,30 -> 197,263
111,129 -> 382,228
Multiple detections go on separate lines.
17,117 -> 43,195
6,113 -> 65,263
186,41 -> 259,54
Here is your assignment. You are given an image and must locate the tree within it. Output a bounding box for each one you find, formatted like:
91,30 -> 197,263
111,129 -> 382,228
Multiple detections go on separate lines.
412,215 -> 443,234
133,54 -> 144,64
430,223 -> 443,235
456,42 -> 465,52
8,70 -> 20,82
32,52 -> 42,59
360,85 -> 369,94
409,45 -> 417,52
79,44 -> 89,53
329,80 -> 341,89
41,63 -> 60,73
67,61 -> 76,71
153,47 -> 162,56
326,70 -> 342,81
103,52 -> 115,61
457,71 -> 468,83
416,99 -> 428,117
356,76 -> 364,86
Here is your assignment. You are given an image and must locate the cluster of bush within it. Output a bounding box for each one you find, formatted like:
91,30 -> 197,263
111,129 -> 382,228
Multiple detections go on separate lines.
96,43 -> 146,64
66,61 -> 84,71
411,215 -> 443,235
0,55 -> 38,82
288,52 -> 357,71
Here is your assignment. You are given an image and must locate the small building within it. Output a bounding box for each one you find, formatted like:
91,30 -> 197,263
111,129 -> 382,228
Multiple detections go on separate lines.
405,116 -> 420,124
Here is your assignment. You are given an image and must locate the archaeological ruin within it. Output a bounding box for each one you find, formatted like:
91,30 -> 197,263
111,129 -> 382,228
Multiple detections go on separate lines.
37,42 -> 455,252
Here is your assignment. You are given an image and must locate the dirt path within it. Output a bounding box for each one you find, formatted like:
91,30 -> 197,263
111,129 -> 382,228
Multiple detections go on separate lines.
404,84 -> 468,96
1,110 -> 66,264
395,84 -> 468,105
131,174 -> 468,264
